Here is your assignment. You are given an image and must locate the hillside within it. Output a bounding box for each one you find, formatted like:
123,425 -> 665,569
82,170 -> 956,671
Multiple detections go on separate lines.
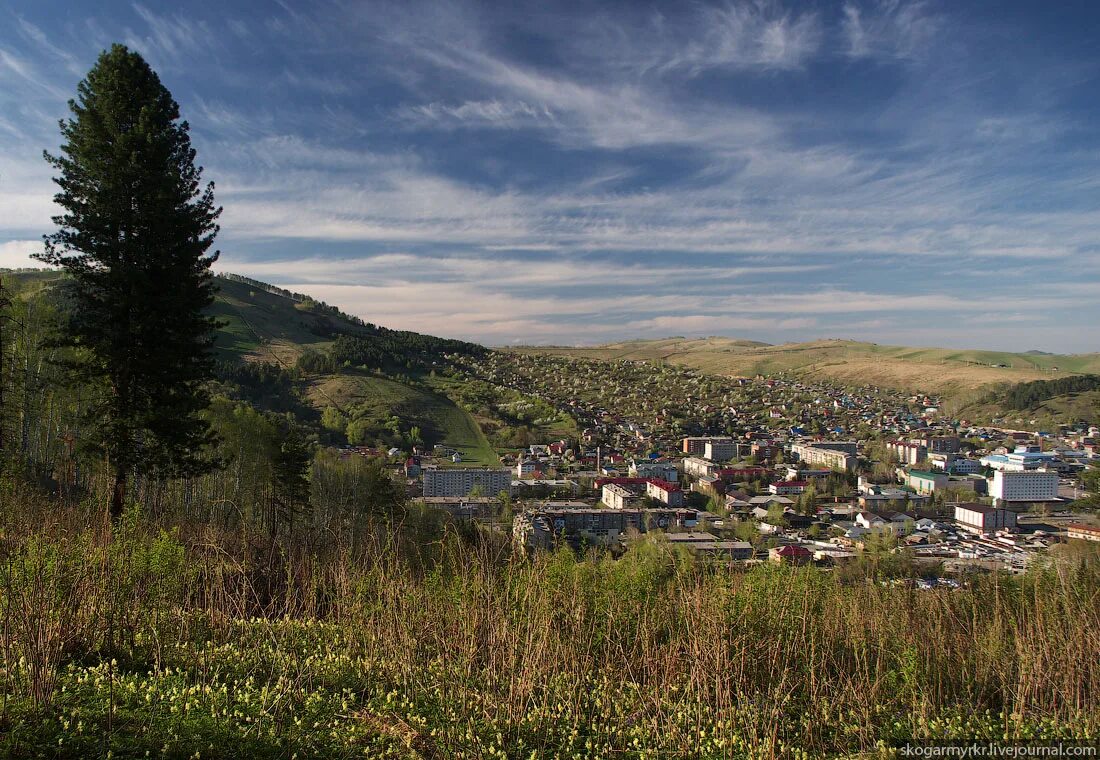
508,337 -> 1100,400
1,269 -> 500,462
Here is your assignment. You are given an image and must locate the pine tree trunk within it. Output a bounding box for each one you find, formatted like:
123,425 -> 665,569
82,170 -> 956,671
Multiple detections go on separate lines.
109,468 -> 127,522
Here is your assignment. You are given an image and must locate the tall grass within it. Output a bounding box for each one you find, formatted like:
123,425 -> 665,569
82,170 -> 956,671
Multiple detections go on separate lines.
1,489 -> 1097,758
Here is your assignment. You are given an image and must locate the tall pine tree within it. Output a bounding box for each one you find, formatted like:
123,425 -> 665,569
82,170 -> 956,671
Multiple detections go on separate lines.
39,44 -> 222,521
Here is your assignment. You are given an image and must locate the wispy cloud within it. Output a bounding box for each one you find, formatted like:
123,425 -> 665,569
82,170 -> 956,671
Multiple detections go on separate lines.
841,0 -> 940,61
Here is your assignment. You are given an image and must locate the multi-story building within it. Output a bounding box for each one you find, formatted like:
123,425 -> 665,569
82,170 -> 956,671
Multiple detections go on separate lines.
516,459 -> 539,478
681,436 -> 734,456
990,470 -> 1058,505
602,483 -> 643,510
628,460 -> 679,482
703,439 -> 737,462
683,456 -> 718,479
915,435 -> 960,454
954,503 -> 1017,533
790,442 -> 857,471
929,454 -> 983,474
751,442 -> 781,463
423,467 -> 512,497
646,479 -> 685,507
513,508 -> 700,551
769,480 -> 807,495
890,440 -> 927,466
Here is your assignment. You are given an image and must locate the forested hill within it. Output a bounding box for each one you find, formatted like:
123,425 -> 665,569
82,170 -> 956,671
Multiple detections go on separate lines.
2,269 -> 485,370
209,272 -> 485,368
1,268 -> 501,464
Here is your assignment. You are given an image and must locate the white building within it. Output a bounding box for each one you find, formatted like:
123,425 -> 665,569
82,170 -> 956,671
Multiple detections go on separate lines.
629,460 -> 679,482
703,439 -> 737,462
423,467 -> 512,497
890,441 -> 927,466
602,483 -> 642,510
990,470 -> 1058,505
791,442 -> 857,471
646,479 -> 685,507
683,456 -> 718,478
516,459 -> 539,478
955,503 -> 1017,533
980,446 -> 1056,472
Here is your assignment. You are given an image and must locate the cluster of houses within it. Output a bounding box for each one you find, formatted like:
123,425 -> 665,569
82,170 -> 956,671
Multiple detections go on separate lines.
391,353 -> 1100,571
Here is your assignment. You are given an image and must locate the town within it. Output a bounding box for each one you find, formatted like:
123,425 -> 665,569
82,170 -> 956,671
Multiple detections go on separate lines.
356,352 -> 1100,575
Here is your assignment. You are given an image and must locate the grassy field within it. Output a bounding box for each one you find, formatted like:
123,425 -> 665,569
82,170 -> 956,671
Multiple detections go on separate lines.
3,509 -> 1098,759
208,276 -> 346,365
954,389 -> 1100,427
509,337 -> 1100,399
309,372 -> 499,464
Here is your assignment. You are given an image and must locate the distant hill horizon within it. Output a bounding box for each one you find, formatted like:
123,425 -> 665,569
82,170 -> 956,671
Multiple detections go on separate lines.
504,336 -> 1100,404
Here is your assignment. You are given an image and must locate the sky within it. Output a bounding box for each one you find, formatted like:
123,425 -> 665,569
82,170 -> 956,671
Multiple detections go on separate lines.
0,0 -> 1098,351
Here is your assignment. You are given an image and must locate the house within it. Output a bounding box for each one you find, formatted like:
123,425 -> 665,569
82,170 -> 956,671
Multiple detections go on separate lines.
748,495 -> 794,507
770,544 -> 812,565
856,512 -> 887,530
883,512 -> 915,534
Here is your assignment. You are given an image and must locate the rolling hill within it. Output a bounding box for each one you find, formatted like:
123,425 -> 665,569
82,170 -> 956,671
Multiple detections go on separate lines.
1,269 -> 500,463
507,336 -> 1100,403
7,267 -> 1095,432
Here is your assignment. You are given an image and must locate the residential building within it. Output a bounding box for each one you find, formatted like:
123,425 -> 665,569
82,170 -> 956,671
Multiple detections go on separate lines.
419,496 -> 499,518
682,436 -> 735,456
770,544 -> 812,565
647,479 -> 685,507
423,467 -> 512,497
516,459 -> 540,478
703,439 -> 737,462
513,508 -> 701,551
915,435 -> 960,454
791,442 -> 857,471
683,456 -> 718,478
602,483 -> 643,510
629,460 -> 679,482
954,503 -> 1018,533
990,470 -> 1058,505
1067,524 -> 1100,543
890,440 -> 927,465
770,480 -> 808,495
665,532 -> 754,560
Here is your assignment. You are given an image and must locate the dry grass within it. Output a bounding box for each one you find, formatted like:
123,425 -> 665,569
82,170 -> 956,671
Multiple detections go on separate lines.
1,494 -> 1098,757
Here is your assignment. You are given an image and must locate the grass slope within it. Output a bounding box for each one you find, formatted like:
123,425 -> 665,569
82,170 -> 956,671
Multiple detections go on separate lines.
309,372 -> 499,465
509,337 -> 1100,398
209,276 -> 353,365
2,269 -> 500,460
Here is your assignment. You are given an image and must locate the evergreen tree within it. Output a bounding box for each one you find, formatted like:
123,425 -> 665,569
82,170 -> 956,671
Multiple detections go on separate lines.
39,45 -> 222,520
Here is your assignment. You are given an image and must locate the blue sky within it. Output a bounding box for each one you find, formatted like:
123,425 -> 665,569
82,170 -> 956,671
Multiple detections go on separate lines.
0,0 -> 1098,351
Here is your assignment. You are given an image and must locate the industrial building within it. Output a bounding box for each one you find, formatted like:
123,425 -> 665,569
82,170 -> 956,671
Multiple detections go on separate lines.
954,503 -> 1017,533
